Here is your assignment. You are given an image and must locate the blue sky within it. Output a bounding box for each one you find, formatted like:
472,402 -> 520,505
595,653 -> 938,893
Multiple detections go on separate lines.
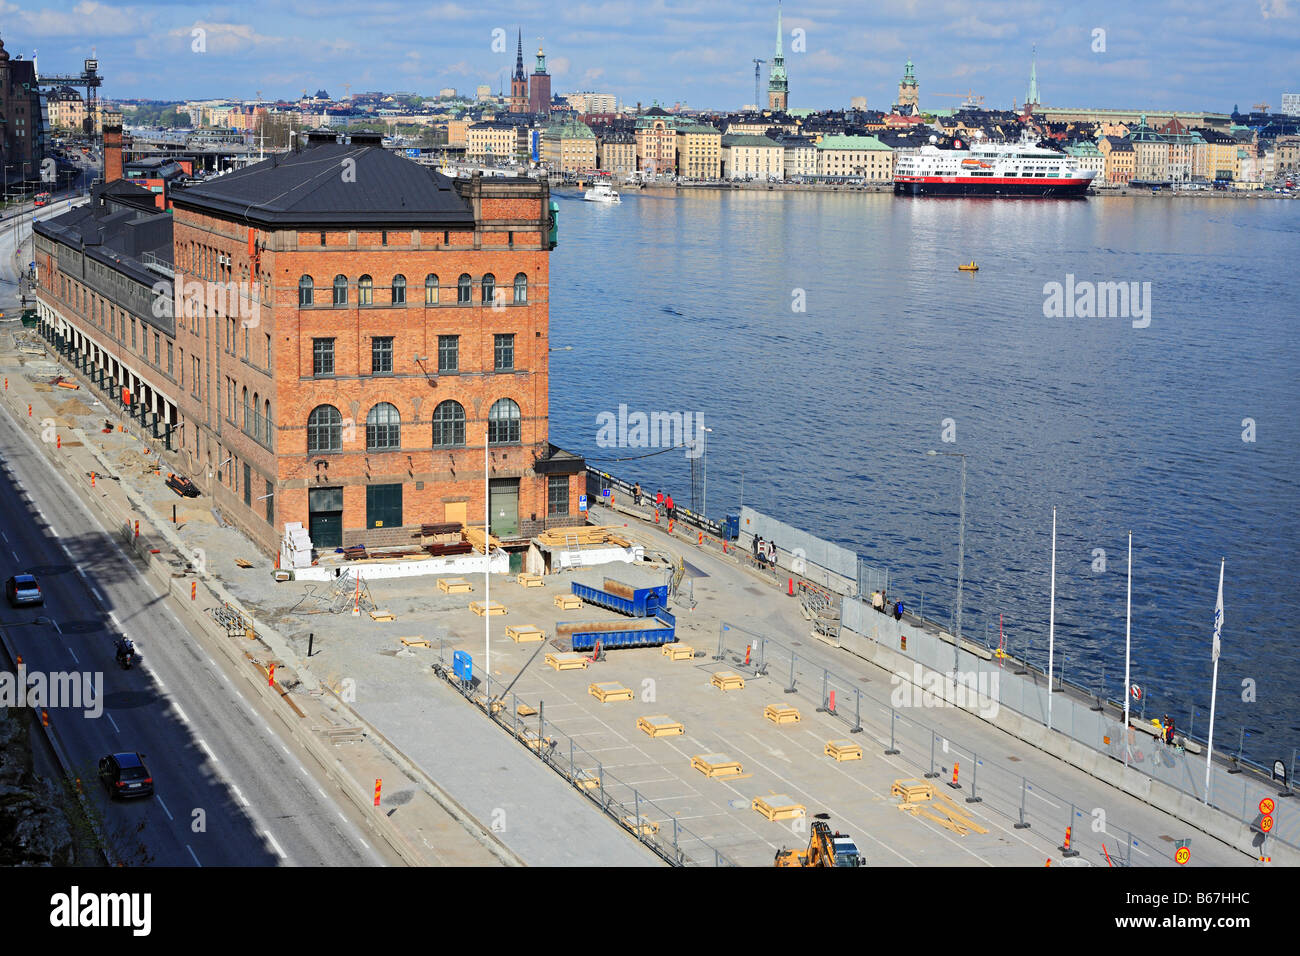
3,0 -> 1297,112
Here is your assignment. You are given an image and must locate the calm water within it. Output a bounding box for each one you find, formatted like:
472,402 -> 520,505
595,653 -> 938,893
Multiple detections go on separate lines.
548,188 -> 1300,763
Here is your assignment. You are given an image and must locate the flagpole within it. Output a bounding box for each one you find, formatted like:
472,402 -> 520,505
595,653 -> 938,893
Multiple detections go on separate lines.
485,428 -> 491,682
1047,507 -> 1056,731
1124,531 -> 1132,768
1205,557 -> 1224,804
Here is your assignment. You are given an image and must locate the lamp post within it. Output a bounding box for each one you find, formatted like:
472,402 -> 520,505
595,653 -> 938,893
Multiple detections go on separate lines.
927,450 -> 966,674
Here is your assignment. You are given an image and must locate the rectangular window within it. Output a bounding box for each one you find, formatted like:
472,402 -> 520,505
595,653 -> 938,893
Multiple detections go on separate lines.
371,336 -> 393,375
494,333 -> 515,372
154,333 -> 161,367
243,463 -> 252,507
320,232 -> 326,246
365,483 -> 403,529
227,379 -> 235,421
438,335 -> 459,373
191,357 -> 200,398
243,324 -> 249,360
313,338 -> 335,376
265,479 -> 274,524
381,230 -> 388,246
166,341 -> 173,375
265,333 -> 272,371
547,475 -> 569,516
130,318 -> 136,349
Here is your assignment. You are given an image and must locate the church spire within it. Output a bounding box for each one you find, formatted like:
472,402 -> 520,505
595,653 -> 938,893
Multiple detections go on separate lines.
767,1 -> 788,109
514,28 -> 525,81
775,1 -> 783,58
1027,45 -> 1039,107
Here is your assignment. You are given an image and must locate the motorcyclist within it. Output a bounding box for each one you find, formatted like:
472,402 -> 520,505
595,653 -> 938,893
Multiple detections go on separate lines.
115,637 -> 135,666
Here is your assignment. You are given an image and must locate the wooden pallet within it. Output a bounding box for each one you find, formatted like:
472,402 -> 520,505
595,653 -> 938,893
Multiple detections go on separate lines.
764,704 -> 801,725
825,739 -> 863,762
464,526 -> 502,553
553,594 -> 583,610
472,695 -> 506,715
399,637 -> 431,648
711,671 -> 745,691
661,643 -> 694,661
516,573 -> 544,588
637,715 -> 685,738
369,609 -> 395,622
438,578 -> 473,594
469,600 -> 506,617
752,794 -> 806,822
516,703 -> 538,717
575,769 -> 601,791
691,753 -> 744,778
545,652 -> 589,671
519,730 -> 555,751
505,625 -> 544,643
892,779 -> 935,803
622,816 -> 660,837
588,681 -> 634,703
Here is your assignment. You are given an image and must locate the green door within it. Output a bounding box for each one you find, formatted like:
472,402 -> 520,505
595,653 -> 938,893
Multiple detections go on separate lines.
489,478 -> 519,537
308,486 -> 344,549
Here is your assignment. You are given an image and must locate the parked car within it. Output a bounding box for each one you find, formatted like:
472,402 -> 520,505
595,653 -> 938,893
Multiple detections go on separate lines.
5,573 -> 42,607
98,752 -> 154,799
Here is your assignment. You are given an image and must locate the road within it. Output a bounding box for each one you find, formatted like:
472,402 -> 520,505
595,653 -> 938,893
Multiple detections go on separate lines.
0,186 -> 395,866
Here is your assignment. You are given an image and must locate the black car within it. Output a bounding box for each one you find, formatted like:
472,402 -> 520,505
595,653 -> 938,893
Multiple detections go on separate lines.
5,573 -> 43,607
98,752 -> 154,799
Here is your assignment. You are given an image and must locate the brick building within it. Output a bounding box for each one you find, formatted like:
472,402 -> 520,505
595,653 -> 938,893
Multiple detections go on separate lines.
34,131 -> 581,556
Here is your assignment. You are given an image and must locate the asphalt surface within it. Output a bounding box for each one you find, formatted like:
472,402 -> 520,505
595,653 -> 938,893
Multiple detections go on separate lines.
0,184 -> 395,867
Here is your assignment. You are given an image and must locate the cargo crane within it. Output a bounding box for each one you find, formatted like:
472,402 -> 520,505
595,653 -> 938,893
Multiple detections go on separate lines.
38,55 -> 104,137
774,820 -> 865,867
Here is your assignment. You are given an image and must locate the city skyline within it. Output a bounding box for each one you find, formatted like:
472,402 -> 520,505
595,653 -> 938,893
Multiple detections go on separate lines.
3,0 -> 1297,113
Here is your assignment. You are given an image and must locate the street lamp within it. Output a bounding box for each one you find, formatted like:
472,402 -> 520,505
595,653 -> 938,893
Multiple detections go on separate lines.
927,449 -> 967,674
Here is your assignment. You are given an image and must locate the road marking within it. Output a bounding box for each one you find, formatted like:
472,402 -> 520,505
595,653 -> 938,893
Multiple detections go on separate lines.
1,531 -> 7,542
264,831 -> 287,859
109,611 -> 121,627
105,712 -> 119,733
318,787 -> 327,798
338,811 -> 347,822
198,739 -> 217,763
52,619 -> 63,634
156,796 -> 174,821
299,765 -> 310,778
90,586 -> 104,601
173,704 -> 189,723
230,784 -> 249,807
186,844 -> 202,867
9,550 -> 16,561
359,838 -> 370,850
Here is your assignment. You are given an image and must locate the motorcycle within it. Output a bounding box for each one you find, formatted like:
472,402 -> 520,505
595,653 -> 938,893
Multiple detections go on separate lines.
114,641 -> 136,670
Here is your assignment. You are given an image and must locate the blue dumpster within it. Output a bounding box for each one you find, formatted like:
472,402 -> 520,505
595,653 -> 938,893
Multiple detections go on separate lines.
453,650 -> 473,682
724,514 -> 740,540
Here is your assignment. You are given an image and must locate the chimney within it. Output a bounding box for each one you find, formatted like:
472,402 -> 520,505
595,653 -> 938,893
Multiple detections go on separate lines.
103,123 -> 124,183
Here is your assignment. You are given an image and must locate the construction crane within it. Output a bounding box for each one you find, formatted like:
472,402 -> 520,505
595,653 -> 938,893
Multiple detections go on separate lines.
752,58 -> 766,110
774,820 -> 865,867
932,90 -> 985,109
37,54 -> 104,137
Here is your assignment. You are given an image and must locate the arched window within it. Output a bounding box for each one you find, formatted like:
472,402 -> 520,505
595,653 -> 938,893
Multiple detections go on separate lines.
487,398 -> 521,445
298,275 -> 313,306
264,400 -> 272,444
366,402 -> 401,450
253,392 -> 261,439
457,274 -> 471,305
242,387 -> 250,435
391,274 -> 406,306
431,400 -> 465,448
425,274 -> 439,305
513,272 -> 527,304
332,275 -> 348,306
358,274 -> 373,306
307,405 -> 342,453
481,273 -> 496,306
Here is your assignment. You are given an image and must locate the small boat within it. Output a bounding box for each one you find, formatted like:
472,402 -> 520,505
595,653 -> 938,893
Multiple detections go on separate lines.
584,183 -> 621,204
957,261 -> 979,272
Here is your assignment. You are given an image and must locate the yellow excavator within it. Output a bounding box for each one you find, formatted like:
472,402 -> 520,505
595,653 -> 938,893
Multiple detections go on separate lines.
774,820 -> 865,867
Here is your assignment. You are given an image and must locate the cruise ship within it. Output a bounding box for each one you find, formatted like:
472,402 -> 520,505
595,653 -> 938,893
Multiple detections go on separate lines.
894,137 -> 1096,198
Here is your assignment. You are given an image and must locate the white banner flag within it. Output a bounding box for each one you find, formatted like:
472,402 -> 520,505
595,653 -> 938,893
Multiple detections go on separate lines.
1212,559 -> 1224,663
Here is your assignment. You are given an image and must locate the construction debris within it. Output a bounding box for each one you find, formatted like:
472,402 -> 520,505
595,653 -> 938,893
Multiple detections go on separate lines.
893,779 -> 989,836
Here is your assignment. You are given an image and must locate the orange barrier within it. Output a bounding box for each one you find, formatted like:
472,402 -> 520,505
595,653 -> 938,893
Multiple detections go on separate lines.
268,663 -> 276,686
951,762 -> 960,787
374,779 -> 382,807
190,581 -> 197,600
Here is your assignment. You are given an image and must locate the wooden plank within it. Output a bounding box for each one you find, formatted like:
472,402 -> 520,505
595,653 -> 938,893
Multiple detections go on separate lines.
710,671 -> 745,691
588,681 -> 633,703
516,573 -> 544,588
505,624 -> 544,643
764,704 -> 801,725
637,715 -> 685,738
469,600 -> 506,617
553,594 -> 583,610
825,739 -> 863,762
438,577 -> 472,593
399,637 -> 431,648
369,609 -> 395,622
662,643 -> 694,661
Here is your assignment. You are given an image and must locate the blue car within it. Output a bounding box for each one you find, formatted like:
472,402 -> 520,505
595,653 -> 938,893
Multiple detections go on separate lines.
99,752 -> 154,799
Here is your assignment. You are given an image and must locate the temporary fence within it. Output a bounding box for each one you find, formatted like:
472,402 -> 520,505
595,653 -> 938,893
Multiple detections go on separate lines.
432,645 -> 738,867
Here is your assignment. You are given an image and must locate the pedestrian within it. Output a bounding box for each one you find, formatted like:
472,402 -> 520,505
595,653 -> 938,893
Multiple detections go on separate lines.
665,493 -> 675,520
633,482 -> 642,507
655,489 -> 664,509
753,535 -> 763,558
894,600 -> 903,621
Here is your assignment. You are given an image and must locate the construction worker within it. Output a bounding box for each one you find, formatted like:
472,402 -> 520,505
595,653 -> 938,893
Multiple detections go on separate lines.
633,482 -> 642,506
655,489 -> 664,509
665,493 -> 675,521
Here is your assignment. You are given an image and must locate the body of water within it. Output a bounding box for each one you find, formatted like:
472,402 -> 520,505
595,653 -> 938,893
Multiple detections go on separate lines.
548,188 -> 1300,764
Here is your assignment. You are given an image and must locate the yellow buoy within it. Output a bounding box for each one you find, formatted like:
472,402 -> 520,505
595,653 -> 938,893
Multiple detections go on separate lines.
958,261 -> 979,272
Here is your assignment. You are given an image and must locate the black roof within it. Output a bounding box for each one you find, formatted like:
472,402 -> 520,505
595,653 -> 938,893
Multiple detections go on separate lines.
169,142 -> 473,227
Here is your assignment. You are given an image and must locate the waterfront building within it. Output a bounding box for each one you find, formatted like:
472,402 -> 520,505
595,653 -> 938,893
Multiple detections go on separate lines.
510,30 -> 529,113
1193,128 -> 1242,181
767,3 -> 789,112
894,59 -> 919,115
779,134 -> 817,178
33,132 -> 581,555
466,120 -> 518,161
1275,135 -> 1300,176
1098,136 -> 1135,184
815,134 -> 893,182
541,118 -> 596,173
721,133 -> 784,179
675,122 -> 723,179
1064,141 -> 1104,178
529,40 -> 552,117
635,107 -> 678,175
725,112 -> 798,136
597,130 -> 636,176
446,118 -> 470,147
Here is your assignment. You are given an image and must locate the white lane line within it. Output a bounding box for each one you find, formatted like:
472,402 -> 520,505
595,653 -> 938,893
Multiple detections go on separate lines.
156,796 -> 174,821
105,712 -> 119,733
264,831 -> 287,859
52,619 -> 63,634
262,722 -> 272,734
198,739 -> 218,763
280,745 -> 290,756
90,586 -> 104,601
337,811 -> 347,823
67,647 -> 78,664
298,766 -> 310,778
359,838 -> 370,850
317,787 -> 327,798
186,845 -> 202,867
173,704 -> 189,723
9,550 -> 16,561
230,785 -> 249,807
109,611 -> 121,627
1,531 -> 7,542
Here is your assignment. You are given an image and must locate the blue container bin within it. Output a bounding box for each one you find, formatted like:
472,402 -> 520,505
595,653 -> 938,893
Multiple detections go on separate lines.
453,650 -> 473,682
724,513 -> 740,540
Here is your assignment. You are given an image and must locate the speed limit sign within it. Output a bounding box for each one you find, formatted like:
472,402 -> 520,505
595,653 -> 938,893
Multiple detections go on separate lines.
1261,815 -> 1275,833
1175,846 -> 1190,865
